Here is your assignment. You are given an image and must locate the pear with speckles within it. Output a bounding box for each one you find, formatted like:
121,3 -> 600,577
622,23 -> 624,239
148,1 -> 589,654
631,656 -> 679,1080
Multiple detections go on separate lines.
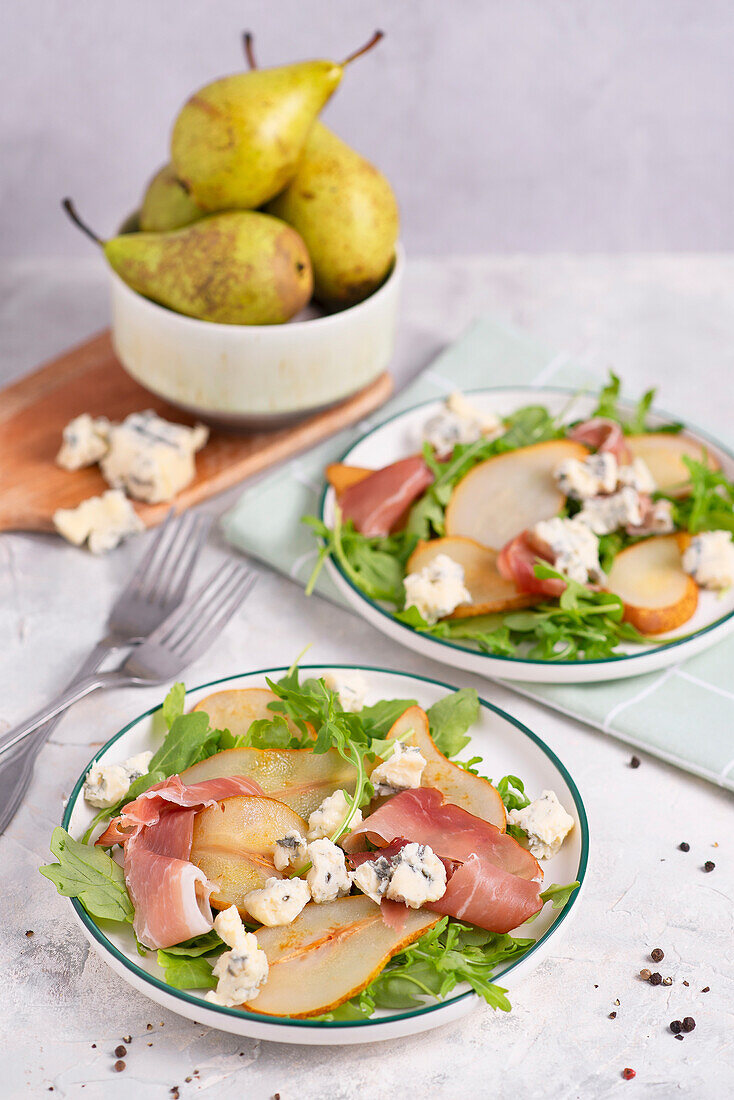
139,163 -> 206,231
63,201 -> 313,325
266,122 -> 399,310
171,33 -> 384,212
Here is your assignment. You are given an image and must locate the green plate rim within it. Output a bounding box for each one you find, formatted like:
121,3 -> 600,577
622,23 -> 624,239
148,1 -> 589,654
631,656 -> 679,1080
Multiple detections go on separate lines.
61,664 -> 589,1031
319,385 -> 734,667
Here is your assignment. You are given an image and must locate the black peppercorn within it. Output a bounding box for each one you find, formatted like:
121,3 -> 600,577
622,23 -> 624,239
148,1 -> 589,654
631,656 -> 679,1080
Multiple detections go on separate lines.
114,1046 -> 127,1059
678,841 -> 690,852
114,1061 -> 126,1073
649,972 -> 663,985
704,861 -> 715,872
629,756 -> 640,769
651,948 -> 664,962
670,1020 -> 682,1033
682,1016 -> 696,1032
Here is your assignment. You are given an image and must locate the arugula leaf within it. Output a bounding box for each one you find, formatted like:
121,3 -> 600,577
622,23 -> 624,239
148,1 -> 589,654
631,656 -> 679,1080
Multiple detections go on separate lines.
359,699 -> 417,738
319,918 -> 534,1020
666,456 -> 734,534
497,405 -> 562,450
426,688 -> 480,758
540,881 -> 580,910
629,387 -> 656,433
40,827 -> 133,923
495,775 -> 531,813
162,682 -> 186,730
147,710 -> 218,776
157,951 -> 217,990
591,372 -> 622,420
161,930 -> 224,957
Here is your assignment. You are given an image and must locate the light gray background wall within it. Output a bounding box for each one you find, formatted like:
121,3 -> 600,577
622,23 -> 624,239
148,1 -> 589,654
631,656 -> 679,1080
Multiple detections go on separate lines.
2,0 -> 733,258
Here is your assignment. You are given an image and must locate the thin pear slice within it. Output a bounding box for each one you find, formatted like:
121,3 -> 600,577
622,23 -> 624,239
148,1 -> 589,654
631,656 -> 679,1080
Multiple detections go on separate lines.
190,796 -> 307,911
244,896 -> 439,1017
193,688 -> 311,740
181,746 -> 357,819
606,534 -> 698,634
445,440 -> 589,550
406,536 -> 539,617
385,706 -> 506,830
325,462 -> 373,496
627,433 -> 720,497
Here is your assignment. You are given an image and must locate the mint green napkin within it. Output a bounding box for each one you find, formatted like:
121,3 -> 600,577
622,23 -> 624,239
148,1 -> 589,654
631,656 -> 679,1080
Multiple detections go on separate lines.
222,317 -> 734,792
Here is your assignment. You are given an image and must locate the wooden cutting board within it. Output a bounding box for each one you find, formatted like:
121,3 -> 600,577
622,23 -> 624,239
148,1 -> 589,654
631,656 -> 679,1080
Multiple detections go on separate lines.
0,330 -> 393,533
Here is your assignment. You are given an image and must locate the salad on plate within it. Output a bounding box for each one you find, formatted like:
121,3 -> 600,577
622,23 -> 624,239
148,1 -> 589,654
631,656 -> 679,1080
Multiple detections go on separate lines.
41,663 -> 579,1020
306,375 -> 734,662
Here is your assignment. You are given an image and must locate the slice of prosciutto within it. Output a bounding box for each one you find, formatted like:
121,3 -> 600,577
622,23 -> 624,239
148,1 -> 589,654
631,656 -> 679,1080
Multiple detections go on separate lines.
339,455 -> 434,537
97,774 -> 265,950
497,531 -> 565,598
569,418 -> 631,464
96,774 -> 264,846
345,799 -> 543,933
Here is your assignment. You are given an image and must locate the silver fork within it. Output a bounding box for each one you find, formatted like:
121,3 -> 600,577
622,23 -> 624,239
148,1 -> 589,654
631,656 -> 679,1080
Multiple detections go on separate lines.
0,560 -> 256,757
0,510 -> 211,831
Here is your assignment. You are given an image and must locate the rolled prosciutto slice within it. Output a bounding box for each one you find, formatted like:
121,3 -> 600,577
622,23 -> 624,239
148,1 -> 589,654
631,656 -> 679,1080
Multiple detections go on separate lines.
339,455 -> 434,537
430,853 -> 543,934
497,531 -> 565,598
569,418 -> 631,464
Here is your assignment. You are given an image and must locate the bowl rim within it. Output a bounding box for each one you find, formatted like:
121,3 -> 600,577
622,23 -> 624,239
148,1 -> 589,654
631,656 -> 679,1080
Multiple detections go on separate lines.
108,240 -> 405,333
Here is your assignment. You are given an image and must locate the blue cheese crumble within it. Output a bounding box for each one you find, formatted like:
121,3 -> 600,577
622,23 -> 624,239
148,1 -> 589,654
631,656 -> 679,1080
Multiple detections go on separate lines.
206,906 -> 269,1006
53,490 -> 144,554
83,750 -> 153,808
404,553 -> 472,624
532,517 -> 603,584
508,790 -> 574,859
323,670 -> 368,713
423,392 -> 501,454
242,876 -> 311,926
555,453 -> 618,500
352,843 -> 447,909
272,829 -> 308,872
682,530 -> 734,590
305,838 -> 351,903
306,789 -> 362,841
56,413 -> 111,470
370,742 -> 427,795
576,486 -> 644,536
101,410 -> 208,504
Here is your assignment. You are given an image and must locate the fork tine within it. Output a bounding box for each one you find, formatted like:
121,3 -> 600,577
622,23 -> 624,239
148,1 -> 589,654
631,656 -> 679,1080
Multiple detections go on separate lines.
159,513 -> 213,608
175,570 -> 257,660
144,511 -> 199,605
163,562 -> 247,650
121,508 -> 178,601
152,561 -> 242,647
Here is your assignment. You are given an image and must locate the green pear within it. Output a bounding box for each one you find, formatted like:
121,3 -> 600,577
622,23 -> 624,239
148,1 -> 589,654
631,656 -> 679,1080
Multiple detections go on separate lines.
266,122 -> 399,310
63,200 -> 313,325
139,163 -> 206,231
170,32 -> 383,212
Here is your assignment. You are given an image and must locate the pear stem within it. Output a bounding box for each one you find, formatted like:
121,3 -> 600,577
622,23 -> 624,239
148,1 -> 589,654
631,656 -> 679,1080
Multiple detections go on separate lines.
62,198 -> 103,245
242,31 -> 257,70
341,29 -> 384,67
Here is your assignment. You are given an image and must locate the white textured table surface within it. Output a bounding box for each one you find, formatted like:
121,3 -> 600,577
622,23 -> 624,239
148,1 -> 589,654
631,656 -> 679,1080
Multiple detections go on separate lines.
1,257 -> 733,1099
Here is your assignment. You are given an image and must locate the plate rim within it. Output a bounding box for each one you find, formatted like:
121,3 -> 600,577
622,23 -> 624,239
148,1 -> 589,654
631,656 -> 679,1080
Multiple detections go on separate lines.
319,385 -> 734,669
62,663 -> 590,1032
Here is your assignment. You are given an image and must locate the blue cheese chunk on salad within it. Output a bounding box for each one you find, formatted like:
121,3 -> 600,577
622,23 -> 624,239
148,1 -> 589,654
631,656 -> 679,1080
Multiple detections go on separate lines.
423,391 -> 501,454
531,517 -> 603,585
306,838 -> 352,903
555,452 -> 618,500
206,906 -> 269,1007
508,790 -> 575,860
323,670 -> 368,712
682,530 -> 734,590
403,553 -> 472,623
242,876 -> 311,927
351,843 -> 447,909
306,789 -> 362,841
83,750 -> 153,808
272,829 -> 308,872
577,486 -> 644,536
370,742 -> 427,795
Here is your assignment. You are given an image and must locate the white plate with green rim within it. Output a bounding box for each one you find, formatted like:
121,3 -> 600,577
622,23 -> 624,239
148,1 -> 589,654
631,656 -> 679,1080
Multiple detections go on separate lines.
62,665 -> 588,1045
320,387 -> 734,683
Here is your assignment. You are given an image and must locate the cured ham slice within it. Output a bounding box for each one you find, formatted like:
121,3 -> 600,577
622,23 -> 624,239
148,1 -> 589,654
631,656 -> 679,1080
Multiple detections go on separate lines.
343,788 -> 540,881
430,853 -> 542,934
339,455 -> 434,537
125,810 -> 215,949
346,808 -> 543,934
96,774 -> 264,846
497,531 -> 565,598
569,418 -> 631,464
96,774 -> 265,950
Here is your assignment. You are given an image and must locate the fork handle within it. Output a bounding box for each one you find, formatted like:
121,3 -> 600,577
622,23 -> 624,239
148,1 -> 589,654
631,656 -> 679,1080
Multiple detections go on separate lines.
0,641 -> 125,834
0,670 -> 134,758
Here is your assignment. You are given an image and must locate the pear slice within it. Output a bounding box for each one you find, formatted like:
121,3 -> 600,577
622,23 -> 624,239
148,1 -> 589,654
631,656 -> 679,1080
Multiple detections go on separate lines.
181,746 -> 357,819
406,536 -> 539,617
385,706 -> 506,830
626,433 -> 720,497
606,534 -> 698,634
445,439 -> 589,550
193,688 -> 311,740
244,895 -> 439,1017
325,462 -> 374,496
190,796 -> 307,912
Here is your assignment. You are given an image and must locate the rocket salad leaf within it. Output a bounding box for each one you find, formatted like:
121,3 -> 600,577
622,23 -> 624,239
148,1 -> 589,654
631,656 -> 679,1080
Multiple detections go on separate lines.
40,827 -> 134,923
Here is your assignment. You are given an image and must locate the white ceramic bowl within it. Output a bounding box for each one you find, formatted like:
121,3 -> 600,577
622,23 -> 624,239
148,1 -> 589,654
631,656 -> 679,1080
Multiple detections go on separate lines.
109,244 -> 404,430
